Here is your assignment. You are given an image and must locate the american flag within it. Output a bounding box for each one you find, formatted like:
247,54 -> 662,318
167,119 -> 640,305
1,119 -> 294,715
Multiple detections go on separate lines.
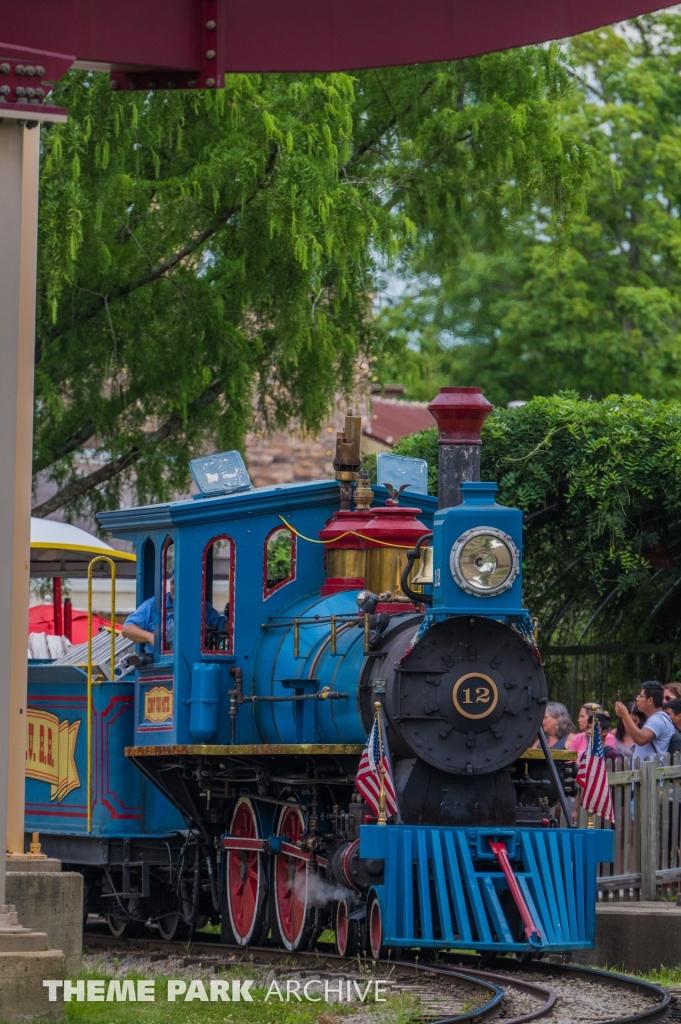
355,718 -> 398,819
576,719 -> 615,823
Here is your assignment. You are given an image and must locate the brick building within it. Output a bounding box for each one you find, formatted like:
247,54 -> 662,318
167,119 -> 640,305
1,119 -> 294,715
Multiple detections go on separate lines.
244,390 -> 435,487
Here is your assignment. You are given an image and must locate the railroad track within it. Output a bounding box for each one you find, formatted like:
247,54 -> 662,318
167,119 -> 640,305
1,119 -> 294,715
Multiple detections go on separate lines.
82,928 -> 672,1023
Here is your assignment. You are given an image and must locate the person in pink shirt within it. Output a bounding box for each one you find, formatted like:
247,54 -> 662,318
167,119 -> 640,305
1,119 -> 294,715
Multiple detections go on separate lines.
615,701 -> 646,759
567,703 -> 617,754
566,703 -> 591,755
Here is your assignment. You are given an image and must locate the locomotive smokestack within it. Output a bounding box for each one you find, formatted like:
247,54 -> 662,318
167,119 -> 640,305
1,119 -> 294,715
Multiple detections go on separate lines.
427,387 -> 494,509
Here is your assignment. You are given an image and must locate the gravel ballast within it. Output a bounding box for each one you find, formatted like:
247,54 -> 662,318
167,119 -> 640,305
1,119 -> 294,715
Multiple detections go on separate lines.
80,950 -> 666,1024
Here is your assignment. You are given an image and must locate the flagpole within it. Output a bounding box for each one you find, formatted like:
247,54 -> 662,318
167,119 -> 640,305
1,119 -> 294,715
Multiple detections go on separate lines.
574,707 -> 614,828
586,717 -> 594,829
377,703 -> 402,824
374,704 -> 401,823
374,702 -> 387,826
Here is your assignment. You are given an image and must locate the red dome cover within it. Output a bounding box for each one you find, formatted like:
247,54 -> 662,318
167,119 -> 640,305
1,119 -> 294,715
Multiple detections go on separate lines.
318,509 -> 374,548
360,506 -> 428,547
427,386 -> 493,444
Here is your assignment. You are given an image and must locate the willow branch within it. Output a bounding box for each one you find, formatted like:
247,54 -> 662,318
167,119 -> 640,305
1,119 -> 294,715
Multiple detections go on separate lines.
33,376 -> 151,474
33,419 -> 97,475
39,146 -> 279,358
342,76 -> 436,173
31,380 -> 224,517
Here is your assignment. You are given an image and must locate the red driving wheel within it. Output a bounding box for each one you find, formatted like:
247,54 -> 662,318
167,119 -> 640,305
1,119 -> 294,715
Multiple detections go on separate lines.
335,897 -> 361,957
274,804 -> 313,951
368,895 -> 386,960
227,797 -> 263,945
336,898 -> 349,954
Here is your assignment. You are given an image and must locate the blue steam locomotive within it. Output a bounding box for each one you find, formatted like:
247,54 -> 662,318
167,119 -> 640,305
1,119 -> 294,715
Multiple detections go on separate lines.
25,386 -> 613,955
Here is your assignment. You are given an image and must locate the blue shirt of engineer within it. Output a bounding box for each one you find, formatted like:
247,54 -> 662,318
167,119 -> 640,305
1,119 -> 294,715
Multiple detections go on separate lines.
123,589 -> 227,653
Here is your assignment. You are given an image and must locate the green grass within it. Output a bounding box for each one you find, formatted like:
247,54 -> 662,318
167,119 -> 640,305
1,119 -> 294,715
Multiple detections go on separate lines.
585,961 -> 681,986
636,966 -> 681,986
57,968 -> 417,1024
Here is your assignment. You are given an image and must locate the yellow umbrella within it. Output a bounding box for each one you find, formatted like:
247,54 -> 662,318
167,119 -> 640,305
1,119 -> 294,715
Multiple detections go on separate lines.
30,518 -> 136,640
30,517 -> 136,579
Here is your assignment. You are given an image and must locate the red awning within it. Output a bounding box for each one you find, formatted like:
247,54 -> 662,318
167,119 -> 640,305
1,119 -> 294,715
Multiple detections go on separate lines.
29,604 -> 113,645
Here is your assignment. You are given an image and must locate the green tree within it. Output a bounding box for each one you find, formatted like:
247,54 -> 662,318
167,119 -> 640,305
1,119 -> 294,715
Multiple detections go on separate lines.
34,52 -> 588,519
352,49 -> 588,257
34,72 -> 387,518
378,13 -> 681,408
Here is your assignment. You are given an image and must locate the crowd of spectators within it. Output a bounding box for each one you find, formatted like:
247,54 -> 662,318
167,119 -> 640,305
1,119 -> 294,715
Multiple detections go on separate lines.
535,681 -> 681,768
533,682 -> 681,828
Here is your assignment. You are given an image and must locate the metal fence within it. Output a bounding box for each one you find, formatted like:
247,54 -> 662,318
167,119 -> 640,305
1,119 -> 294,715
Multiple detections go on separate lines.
563,753 -> 681,901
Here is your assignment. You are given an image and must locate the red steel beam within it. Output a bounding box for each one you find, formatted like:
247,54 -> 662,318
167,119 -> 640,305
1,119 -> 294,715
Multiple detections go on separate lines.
0,2 -> 198,72
0,0 -> 678,83
221,0 -> 679,72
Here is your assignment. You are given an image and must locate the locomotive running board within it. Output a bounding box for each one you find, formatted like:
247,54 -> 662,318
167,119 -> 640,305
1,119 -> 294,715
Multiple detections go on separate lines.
126,744 -> 364,756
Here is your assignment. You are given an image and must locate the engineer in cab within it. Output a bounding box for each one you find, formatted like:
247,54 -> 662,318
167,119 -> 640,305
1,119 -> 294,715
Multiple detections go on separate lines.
122,573 -> 229,652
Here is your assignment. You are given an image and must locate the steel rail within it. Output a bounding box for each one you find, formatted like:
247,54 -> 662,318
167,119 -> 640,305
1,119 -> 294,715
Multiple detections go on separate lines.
452,953 -> 672,1024
82,928 -> 672,1023
439,963 -> 556,1024
82,930 -> 543,1023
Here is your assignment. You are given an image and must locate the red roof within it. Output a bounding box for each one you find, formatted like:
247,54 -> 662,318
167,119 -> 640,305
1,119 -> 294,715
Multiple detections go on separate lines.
363,399 -> 435,447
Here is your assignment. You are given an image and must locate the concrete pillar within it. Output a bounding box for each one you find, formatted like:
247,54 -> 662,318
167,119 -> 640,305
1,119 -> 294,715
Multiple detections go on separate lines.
0,104 -> 69,1022
0,903 -> 63,1021
0,120 -> 41,898
0,104 -> 67,883
573,902 -> 681,973
0,950 -> 65,1021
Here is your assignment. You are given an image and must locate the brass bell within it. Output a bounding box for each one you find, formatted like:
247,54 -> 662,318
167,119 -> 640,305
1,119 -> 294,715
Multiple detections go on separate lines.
411,545 -> 433,585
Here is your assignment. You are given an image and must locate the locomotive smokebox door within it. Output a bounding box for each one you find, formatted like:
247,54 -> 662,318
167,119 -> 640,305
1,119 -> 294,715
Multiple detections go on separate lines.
381,616 -> 547,776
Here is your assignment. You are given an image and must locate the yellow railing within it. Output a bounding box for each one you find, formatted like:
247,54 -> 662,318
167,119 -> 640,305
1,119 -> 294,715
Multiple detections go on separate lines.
87,555 -> 116,833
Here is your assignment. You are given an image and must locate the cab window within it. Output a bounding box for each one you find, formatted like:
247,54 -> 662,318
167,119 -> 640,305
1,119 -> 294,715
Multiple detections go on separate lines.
264,526 -> 296,598
161,537 -> 174,653
203,536 -> 234,653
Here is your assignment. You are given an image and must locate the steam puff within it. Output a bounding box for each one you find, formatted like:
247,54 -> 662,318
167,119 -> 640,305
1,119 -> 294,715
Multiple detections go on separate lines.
295,871 -> 357,909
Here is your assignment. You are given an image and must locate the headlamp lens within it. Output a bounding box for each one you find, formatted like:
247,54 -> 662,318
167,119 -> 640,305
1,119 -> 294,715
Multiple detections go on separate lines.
459,534 -> 513,591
